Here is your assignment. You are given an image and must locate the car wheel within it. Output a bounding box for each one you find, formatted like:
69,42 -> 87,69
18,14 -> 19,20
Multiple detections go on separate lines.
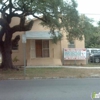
95,58 -> 100,63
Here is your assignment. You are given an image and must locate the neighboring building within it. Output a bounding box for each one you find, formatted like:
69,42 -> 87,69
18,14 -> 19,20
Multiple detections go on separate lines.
11,17 -> 86,66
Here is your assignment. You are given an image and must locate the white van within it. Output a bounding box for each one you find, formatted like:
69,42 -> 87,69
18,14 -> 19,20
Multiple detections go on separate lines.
86,48 -> 100,56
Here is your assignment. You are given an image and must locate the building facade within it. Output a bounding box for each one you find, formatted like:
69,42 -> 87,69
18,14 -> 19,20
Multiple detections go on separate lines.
11,17 -> 86,66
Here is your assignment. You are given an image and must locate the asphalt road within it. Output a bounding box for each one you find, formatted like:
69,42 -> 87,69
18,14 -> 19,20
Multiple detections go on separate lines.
0,78 -> 100,100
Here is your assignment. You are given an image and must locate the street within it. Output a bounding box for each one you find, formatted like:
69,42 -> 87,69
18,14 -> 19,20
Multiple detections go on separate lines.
0,78 -> 100,100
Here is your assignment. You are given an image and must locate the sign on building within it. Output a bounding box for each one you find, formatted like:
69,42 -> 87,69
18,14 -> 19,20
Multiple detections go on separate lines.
64,48 -> 86,60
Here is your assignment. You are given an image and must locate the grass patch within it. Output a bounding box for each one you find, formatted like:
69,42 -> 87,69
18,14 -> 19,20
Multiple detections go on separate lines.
0,68 -> 24,80
64,63 -> 100,67
85,63 -> 100,67
1,67 -> 100,79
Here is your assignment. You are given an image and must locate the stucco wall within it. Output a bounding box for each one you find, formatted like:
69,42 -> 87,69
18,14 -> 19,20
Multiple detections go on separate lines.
10,17 -> 86,66
31,19 -> 50,31
12,33 -> 24,66
25,18 -> 62,66
61,30 -> 86,65
26,39 -> 62,66
10,17 -> 24,65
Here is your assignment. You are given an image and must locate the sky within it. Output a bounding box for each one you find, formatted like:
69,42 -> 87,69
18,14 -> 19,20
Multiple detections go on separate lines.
76,0 -> 100,25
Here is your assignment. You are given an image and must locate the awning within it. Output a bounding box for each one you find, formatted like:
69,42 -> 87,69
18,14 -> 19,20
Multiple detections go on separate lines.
22,31 -> 60,43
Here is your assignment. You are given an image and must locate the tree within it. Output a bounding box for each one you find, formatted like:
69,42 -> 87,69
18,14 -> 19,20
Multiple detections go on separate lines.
77,14 -> 97,48
87,21 -> 100,48
86,33 -> 100,48
79,15 -> 100,48
0,0 -> 80,69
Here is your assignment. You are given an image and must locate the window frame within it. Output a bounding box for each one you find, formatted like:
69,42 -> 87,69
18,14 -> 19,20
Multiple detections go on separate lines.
68,41 -> 75,48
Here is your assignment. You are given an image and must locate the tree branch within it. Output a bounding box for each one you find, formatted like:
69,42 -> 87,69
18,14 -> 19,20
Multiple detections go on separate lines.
0,18 -> 10,31
0,28 -> 5,42
33,14 -> 46,22
0,18 -> 10,43
11,20 -> 34,34
12,35 -> 20,49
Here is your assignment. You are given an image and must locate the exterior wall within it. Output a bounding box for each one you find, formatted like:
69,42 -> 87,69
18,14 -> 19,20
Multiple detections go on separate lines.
75,37 -> 85,48
31,19 -> 49,31
10,18 -> 62,66
26,39 -> 62,66
12,33 -> 24,65
61,30 -> 86,65
10,17 -> 24,65
25,19 -> 62,66
10,17 -> 86,66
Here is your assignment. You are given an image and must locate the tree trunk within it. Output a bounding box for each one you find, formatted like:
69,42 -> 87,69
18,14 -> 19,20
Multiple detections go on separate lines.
0,14 -> 34,69
1,46 -> 13,69
0,32 -> 13,69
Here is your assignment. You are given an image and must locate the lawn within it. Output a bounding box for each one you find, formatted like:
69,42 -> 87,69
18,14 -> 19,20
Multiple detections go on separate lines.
1,67 -> 100,80
86,63 -> 100,67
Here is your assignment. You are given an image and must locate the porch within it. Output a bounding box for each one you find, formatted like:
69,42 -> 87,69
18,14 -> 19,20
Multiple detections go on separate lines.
22,31 -> 62,66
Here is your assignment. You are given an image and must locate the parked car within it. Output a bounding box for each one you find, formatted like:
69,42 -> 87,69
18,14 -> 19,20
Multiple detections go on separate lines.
89,53 -> 100,63
87,48 -> 100,55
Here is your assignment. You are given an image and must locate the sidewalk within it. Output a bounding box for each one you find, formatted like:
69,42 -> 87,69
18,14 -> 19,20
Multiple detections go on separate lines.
25,65 -> 100,69
63,66 -> 100,69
